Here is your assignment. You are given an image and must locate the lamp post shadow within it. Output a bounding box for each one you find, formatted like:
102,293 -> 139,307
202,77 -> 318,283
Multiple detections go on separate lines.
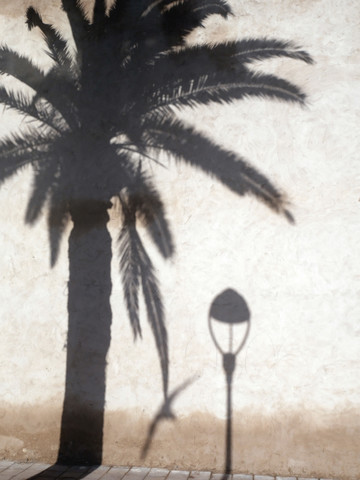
208,289 -> 251,478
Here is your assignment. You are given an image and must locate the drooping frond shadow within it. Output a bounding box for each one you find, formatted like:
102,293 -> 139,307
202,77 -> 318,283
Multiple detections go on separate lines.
0,0 -> 311,467
118,183 -> 171,398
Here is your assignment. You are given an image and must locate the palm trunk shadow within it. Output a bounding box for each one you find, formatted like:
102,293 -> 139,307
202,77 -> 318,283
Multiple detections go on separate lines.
57,201 -> 112,465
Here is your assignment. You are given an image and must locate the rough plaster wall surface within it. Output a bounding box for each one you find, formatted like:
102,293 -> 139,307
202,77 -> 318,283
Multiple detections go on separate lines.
0,0 -> 359,478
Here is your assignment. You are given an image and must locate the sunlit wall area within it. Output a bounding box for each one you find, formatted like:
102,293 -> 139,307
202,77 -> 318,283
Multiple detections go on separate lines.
0,1 -> 359,479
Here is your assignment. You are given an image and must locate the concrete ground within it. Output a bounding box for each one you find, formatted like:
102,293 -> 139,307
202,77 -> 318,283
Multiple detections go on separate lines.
0,462 -> 336,480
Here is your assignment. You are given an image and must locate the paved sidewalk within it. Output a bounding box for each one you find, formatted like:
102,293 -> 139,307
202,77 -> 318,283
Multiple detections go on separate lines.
0,462 -> 337,480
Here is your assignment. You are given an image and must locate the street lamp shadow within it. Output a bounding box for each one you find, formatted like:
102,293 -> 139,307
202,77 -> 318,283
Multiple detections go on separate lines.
208,289 -> 251,478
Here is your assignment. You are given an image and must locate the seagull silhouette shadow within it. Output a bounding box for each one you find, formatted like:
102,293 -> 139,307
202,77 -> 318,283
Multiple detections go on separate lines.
141,376 -> 196,458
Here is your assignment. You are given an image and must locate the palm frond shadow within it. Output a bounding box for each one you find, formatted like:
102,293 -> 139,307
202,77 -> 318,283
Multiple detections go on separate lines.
0,0 -> 311,466
118,185 -> 170,397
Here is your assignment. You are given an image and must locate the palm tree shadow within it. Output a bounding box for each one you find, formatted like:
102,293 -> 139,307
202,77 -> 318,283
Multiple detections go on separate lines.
0,0 -> 311,468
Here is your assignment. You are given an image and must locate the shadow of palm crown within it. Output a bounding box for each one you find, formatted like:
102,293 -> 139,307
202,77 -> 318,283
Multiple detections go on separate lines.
0,0 -> 312,398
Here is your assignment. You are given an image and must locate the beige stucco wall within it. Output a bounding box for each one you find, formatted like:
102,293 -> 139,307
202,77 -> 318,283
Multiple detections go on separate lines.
0,0 -> 359,478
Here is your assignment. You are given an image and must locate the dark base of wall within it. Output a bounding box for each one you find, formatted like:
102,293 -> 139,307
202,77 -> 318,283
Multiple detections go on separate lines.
1,403 -> 359,480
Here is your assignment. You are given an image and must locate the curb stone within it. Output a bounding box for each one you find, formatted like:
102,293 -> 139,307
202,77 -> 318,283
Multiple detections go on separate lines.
0,462 -> 341,480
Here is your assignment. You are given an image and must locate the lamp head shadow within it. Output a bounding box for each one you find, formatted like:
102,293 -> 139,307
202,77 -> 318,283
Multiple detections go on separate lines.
208,288 -> 250,356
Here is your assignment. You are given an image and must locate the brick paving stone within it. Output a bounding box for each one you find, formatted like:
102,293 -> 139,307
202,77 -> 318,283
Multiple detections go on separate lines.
101,466 -> 131,480
59,465 -> 92,479
0,472 -> 14,480
122,467 -> 150,480
43,466 -> 69,472
41,476 -> 71,480
35,465 -> 71,478
276,477 -> 297,480
0,463 -> 32,479
210,474 -> 231,480
0,463 -> 15,474
36,477 -> 60,480
146,469 -> 169,480
233,475 -> 253,480
12,464 -> 51,479
167,471 -> 189,480
298,478 -> 319,480
189,472 -> 211,480
1,464 -> 31,473
81,466 -> 110,479
254,476 -> 274,480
